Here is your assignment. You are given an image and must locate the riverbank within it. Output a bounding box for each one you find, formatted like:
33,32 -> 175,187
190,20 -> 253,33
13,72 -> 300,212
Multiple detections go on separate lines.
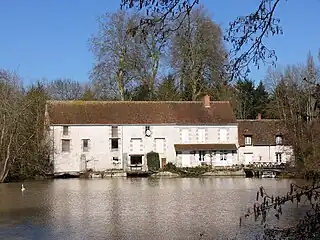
2,165 -> 310,182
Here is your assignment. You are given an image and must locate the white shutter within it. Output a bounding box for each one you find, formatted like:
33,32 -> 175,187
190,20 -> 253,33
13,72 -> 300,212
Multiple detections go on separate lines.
155,138 -> 164,153
182,129 -> 189,143
198,129 -> 205,143
220,129 -> 227,142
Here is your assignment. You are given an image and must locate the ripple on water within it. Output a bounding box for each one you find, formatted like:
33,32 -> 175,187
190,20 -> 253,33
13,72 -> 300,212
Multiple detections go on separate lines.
0,178 -> 308,240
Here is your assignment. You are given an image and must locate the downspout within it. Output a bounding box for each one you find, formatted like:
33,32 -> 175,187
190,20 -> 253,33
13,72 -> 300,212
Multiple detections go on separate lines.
269,145 -> 270,162
52,126 -> 55,172
122,126 -> 124,171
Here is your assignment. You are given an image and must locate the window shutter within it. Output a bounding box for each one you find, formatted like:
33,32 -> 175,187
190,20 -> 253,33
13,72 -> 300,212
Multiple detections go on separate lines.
129,139 -> 133,152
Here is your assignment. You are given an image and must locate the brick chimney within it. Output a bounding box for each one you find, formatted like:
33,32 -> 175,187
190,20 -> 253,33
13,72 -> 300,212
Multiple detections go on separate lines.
203,95 -> 210,108
257,113 -> 262,120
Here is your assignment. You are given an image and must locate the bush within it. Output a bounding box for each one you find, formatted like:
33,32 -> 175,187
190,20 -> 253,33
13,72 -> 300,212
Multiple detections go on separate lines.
146,151 -> 160,171
164,162 -> 177,172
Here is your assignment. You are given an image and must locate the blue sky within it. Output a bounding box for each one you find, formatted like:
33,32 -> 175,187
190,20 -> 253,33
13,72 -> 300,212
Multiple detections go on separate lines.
0,0 -> 319,86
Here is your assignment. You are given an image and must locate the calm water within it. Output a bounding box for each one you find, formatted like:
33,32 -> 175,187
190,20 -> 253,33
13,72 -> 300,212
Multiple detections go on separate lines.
0,177 -> 309,240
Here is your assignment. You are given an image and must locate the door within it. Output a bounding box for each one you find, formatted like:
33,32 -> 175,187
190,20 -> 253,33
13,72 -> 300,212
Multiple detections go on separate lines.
244,153 -> 253,165
161,158 -> 167,169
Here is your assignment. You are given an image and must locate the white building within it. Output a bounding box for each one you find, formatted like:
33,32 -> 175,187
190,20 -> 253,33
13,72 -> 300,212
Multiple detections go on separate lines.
237,116 -> 293,166
45,95 -> 293,175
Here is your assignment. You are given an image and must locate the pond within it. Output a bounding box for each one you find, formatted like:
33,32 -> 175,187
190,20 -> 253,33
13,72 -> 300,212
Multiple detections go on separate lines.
0,177 -> 308,240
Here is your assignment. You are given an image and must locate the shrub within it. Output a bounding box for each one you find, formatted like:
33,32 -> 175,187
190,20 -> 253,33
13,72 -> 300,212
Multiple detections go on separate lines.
164,162 -> 177,172
146,151 -> 160,171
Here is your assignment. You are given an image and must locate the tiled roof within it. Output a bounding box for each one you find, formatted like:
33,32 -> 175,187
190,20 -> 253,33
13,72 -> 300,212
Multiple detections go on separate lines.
46,100 -> 236,125
174,144 -> 237,151
237,119 -> 288,146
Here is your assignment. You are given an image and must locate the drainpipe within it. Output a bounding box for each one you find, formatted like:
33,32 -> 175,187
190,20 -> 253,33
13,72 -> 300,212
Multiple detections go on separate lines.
268,145 -> 270,162
52,126 -> 55,171
121,126 -> 124,171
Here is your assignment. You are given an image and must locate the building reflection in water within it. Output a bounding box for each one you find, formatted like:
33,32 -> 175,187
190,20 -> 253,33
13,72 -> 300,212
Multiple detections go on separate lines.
0,177 -> 310,240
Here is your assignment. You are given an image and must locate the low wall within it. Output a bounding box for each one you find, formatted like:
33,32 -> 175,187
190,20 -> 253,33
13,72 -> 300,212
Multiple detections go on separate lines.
150,171 -> 180,178
202,169 -> 245,177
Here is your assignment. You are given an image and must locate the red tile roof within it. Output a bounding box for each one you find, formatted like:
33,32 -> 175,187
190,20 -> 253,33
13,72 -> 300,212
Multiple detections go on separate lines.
237,119 -> 289,146
46,100 -> 236,125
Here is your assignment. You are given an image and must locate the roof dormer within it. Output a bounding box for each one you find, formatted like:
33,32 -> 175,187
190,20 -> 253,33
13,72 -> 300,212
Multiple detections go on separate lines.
276,133 -> 283,145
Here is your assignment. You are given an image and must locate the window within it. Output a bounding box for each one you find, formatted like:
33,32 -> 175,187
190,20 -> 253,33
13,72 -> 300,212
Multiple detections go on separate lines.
130,155 -> 142,165
111,126 -> 118,138
276,153 -> 282,163
111,139 -> 119,150
155,138 -> 165,153
199,151 -> 206,161
276,135 -> 283,145
62,139 -> 70,152
63,126 -> 69,135
145,126 -> 150,131
181,129 -> 189,143
220,151 -> 227,161
82,139 -> 89,152
219,129 -> 227,141
245,136 -> 252,145
198,129 -> 206,142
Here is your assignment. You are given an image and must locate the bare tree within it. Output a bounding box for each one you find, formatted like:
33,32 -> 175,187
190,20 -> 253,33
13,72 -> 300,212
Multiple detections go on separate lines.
46,78 -> 84,100
225,0 -> 283,79
121,0 -> 285,79
132,19 -> 169,100
120,0 -> 199,38
0,70 -> 33,182
265,52 -> 320,170
89,10 -> 140,100
171,6 -> 227,100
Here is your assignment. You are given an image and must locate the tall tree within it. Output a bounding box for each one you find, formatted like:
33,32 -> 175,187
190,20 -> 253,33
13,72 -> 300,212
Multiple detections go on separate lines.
171,6 -> 227,100
0,70 -> 32,182
156,74 -> 180,100
130,14 -> 170,100
253,81 -> 270,118
89,10 -> 140,100
8,82 -> 53,180
235,79 -> 256,119
121,0 -> 285,79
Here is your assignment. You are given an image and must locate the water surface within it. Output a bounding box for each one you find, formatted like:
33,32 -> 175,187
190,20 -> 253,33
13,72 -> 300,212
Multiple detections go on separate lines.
0,177 -> 308,240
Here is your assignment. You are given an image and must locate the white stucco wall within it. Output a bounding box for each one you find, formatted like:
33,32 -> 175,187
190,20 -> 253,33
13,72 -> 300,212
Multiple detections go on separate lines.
176,151 -> 237,167
238,145 -> 293,165
51,124 -> 239,173
121,124 -> 238,168
51,125 -> 124,173
51,123 -> 295,172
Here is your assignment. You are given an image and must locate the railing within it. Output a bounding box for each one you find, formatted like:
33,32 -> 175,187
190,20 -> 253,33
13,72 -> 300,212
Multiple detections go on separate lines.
245,162 -> 286,170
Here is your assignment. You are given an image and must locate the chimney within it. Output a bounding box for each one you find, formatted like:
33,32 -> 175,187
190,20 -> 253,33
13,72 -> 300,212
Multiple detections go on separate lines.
203,95 -> 210,108
257,113 -> 262,120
